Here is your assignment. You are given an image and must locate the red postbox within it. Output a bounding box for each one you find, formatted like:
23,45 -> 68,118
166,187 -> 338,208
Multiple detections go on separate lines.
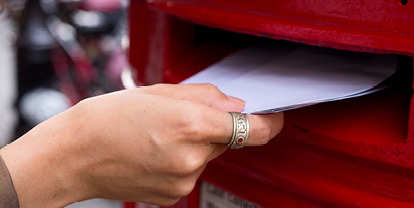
128,0 -> 414,207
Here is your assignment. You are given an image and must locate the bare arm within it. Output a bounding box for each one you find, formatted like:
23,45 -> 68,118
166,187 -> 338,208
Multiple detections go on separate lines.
0,84 -> 284,207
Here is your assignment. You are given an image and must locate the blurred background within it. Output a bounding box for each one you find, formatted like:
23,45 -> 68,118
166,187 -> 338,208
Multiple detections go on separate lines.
0,0 -> 135,207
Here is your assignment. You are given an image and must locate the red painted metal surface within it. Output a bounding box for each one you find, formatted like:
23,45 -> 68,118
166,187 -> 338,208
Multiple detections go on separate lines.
147,0 -> 414,55
202,85 -> 414,207
123,202 -> 136,208
129,0 -> 414,207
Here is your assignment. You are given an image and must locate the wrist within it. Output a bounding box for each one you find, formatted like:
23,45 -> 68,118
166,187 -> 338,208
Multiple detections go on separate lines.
0,107 -> 93,207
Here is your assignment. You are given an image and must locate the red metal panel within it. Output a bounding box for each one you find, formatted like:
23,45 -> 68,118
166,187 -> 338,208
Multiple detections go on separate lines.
123,202 -> 136,208
200,85 -> 414,207
147,0 -> 414,55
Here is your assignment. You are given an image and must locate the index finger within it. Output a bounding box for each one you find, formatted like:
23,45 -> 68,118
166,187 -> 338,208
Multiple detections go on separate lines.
194,106 -> 284,146
192,109 -> 283,164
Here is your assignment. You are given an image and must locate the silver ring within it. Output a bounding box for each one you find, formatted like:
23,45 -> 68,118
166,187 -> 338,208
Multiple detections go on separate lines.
227,112 -> 249,149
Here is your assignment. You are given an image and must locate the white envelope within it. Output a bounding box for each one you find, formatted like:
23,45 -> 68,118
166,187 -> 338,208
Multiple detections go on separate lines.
181,43 -> 398,114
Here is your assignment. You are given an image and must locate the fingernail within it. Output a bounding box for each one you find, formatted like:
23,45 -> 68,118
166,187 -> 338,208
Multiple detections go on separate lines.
227,95 -> 245,106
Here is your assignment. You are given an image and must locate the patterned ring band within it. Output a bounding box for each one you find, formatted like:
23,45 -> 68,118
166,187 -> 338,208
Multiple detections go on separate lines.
227,112 -> 249,149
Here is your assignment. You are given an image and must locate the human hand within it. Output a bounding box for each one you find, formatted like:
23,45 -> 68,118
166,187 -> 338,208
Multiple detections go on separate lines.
0,84 -> 283,207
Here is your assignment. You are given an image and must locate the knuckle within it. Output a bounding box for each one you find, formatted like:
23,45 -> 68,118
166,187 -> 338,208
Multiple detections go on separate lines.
179,154 -> 205,174
202,83 -> 218,90
175,180 -> 197,197
202,83 -> 221,95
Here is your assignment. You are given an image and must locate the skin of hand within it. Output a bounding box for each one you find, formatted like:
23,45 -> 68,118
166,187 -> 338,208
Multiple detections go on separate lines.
0,84 -> 283,207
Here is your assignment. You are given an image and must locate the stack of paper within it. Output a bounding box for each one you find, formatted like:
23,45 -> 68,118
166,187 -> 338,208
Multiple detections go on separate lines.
181,43 -> 398,114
